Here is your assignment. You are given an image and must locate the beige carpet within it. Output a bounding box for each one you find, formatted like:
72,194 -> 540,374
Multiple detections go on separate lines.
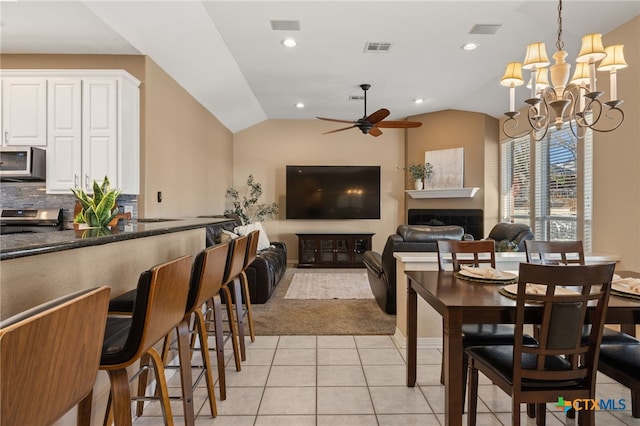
284,271 -> 374,300
251,268 -> 396,336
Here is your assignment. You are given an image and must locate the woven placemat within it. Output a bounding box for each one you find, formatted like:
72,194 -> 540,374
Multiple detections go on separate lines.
454,271 -> 517,285
498,286 -> 518,300
611,289 -> 640,301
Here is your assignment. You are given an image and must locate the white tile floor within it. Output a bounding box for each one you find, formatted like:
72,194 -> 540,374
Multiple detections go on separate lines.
132,335 -> 640,425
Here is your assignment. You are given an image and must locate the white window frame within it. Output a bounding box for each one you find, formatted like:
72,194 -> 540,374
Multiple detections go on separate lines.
499,121 -> 592,251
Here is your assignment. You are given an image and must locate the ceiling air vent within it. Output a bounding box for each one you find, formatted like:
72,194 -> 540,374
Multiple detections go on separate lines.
364,42 -> 392,53
270,20 -> 301,31
468,24 -> 502,35
349,95 -> 365,101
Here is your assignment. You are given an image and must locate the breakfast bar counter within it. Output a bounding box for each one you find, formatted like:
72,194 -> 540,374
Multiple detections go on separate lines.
0,217 -> 234,321
0,217 -> 232,261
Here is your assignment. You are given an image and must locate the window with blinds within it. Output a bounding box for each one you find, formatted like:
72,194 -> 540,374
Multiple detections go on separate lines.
500,121 -> 592,251
500,135 -> 530,225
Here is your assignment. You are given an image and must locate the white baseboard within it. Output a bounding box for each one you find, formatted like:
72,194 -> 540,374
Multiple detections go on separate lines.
391,327 -> 442,350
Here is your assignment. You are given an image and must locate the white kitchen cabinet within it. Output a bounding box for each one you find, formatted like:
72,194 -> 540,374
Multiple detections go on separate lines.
2,70 -> 140,195
46,79 -> 82,192
3,70 -> 140,194
81,79 -> 118,191
1,78 -> 47,146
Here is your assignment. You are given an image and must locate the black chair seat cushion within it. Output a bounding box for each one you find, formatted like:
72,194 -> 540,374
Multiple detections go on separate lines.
462,325 -> 537,347
466,345 -> 584,389
101,270 -> 152,366
593,328 -> 640,345
108,289 -> 137,314
101,316 -> 136,366
599,344 -> 640,382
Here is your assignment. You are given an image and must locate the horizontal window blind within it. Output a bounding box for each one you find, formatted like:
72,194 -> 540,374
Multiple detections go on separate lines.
500,120 -> 592,247
500,135 -> 530,224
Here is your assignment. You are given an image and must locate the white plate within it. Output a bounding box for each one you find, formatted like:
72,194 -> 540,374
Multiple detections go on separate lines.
612,282 -> 640,296
458,268 -> 517,281
501,283 -> 579,296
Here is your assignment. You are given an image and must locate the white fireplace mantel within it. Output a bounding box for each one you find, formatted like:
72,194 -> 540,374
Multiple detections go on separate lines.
405,187 -> 479,199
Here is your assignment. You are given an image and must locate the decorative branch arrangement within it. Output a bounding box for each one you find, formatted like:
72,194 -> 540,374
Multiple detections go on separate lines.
225,175 -> 279,225
404,163 -> 434,181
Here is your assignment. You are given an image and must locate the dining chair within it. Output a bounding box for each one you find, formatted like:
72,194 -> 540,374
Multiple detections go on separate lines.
524,239 -> 638,345
466,262 -> 616,426
436,240 -> 536,413
524,240 -> 585,265
437,239 -> 496,271
0,286 -> 111,426
598,340 -> 640,418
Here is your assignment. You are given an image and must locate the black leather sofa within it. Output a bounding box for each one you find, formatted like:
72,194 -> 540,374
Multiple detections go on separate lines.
363,225 -> 468,314
205,216 -> 287,304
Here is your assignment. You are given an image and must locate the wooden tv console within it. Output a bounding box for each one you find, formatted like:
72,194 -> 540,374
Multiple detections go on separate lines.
295,233 -> 374,268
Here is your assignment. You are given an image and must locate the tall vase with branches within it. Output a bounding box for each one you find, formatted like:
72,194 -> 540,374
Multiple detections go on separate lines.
225,175 -> 279,225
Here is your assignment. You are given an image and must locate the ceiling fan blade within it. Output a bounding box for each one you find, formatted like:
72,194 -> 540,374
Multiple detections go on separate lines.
376,120 -> 423,129
322,124 -> 357,135
368,127 -> 383,137
365,108 -> 390,125
317,117 -> 358,124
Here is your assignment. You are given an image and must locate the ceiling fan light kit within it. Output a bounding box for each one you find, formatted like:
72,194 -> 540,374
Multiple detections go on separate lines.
317,84 -> 422,137
501,0 -> 626,141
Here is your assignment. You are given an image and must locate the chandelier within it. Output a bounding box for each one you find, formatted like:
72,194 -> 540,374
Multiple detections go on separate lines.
500,0 -> 626,140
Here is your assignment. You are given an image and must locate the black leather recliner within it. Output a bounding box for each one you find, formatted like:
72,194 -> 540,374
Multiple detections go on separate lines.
363,225 -> 467,314
486,222 -> 534,252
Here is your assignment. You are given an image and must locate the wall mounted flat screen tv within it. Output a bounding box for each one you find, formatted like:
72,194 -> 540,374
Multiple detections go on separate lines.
286,165 -> 381,220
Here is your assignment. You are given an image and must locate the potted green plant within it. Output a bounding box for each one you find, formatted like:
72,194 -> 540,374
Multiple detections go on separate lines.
404,163 -> 434,190
71,176 -> 121,228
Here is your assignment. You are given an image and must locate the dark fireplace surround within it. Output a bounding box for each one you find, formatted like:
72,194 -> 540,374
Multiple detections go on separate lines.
407,209 -> 484,241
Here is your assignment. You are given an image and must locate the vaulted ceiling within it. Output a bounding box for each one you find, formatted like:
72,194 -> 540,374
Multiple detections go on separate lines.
1,1 -> 638,133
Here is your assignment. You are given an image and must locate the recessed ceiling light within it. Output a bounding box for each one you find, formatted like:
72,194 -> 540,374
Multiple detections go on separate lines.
462,42 -> 479,51
295,102 -> 305,108
281,38 -> 297,47
413,98 -> 425,104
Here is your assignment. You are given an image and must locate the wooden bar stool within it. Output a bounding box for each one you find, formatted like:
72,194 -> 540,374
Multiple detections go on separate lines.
221,234 -> 250,361
0,286 -> 111,426
110,242 -> 241,403
186,243 -> 234,401
145,244 -> 233,416
239,229 -> 259,342
94,255 -> 194,426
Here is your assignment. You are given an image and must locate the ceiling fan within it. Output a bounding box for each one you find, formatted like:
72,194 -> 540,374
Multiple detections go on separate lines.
317,84 -> 422,137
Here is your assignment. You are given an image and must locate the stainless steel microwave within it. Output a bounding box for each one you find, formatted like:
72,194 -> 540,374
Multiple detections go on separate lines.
0,147 -> 46,181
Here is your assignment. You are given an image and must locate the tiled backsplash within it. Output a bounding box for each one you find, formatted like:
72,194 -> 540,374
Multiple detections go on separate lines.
0,182 -> 138,226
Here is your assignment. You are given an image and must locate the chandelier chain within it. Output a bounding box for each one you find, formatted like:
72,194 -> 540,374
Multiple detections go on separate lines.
556,0 -> 564,51
501,0 -> 625,141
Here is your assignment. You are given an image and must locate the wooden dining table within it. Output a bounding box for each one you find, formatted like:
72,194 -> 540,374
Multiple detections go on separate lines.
405,269 -> 640,426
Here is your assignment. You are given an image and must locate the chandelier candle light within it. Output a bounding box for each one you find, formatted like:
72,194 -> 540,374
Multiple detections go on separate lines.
501,0 -> 626,140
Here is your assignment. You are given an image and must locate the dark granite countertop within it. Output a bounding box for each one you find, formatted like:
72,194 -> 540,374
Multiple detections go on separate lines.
0,217 -> 233,261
